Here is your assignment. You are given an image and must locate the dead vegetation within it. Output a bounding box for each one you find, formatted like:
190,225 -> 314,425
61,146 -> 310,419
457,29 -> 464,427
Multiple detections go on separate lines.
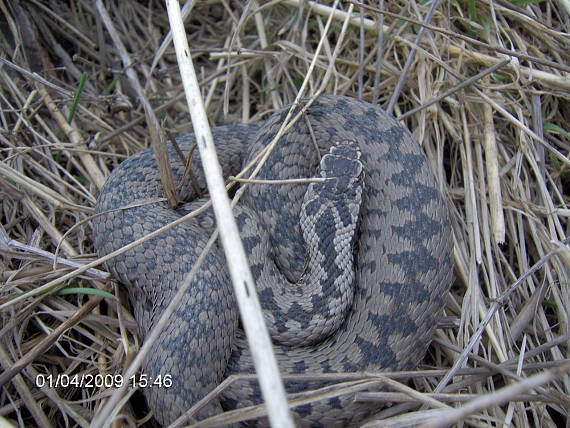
0,0 -> 569,427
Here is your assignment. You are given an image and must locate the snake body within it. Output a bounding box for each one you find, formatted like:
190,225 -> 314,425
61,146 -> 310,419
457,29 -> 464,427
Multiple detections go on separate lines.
92,96 -> 453,426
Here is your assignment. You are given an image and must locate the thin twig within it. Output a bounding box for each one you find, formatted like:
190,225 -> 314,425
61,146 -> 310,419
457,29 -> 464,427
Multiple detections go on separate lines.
386,0 -> 441,115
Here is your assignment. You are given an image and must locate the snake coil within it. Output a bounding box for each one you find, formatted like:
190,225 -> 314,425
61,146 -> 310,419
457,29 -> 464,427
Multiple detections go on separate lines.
93,96 -> 453,426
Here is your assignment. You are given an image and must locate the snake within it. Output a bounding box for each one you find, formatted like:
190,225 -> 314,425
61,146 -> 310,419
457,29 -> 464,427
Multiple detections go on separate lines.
92,95 -> 454,426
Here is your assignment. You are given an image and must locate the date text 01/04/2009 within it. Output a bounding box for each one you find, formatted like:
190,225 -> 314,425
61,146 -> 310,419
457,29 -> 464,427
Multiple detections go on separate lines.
35,373 -> 173,389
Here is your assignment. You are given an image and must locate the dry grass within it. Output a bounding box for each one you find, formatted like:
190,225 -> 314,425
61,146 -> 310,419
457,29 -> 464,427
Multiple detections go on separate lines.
1,0 -> 569,427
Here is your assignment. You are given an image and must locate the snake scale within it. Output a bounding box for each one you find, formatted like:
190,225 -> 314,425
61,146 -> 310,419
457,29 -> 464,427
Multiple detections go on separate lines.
92,96 -> 453,426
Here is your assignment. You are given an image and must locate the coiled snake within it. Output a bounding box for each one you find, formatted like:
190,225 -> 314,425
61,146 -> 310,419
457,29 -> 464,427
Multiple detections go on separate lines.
92,96 -> 453,426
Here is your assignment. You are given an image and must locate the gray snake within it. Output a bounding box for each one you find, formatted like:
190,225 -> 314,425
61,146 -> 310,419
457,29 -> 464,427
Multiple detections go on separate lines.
92,96 -> 454,426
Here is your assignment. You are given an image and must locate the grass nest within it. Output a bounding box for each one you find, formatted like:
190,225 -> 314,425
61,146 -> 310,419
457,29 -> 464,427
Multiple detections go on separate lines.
1,0 -> 569,427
